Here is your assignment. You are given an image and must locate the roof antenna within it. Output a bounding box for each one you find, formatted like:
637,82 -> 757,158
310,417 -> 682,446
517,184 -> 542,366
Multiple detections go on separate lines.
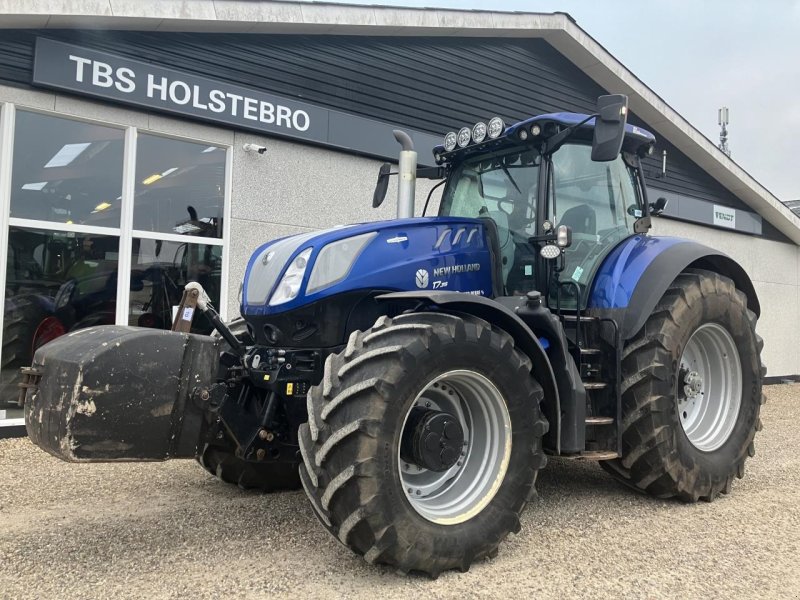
718,107 -> 731,157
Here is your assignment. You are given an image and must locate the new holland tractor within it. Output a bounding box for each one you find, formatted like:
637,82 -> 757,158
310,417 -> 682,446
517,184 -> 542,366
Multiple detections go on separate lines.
20,95 -> 764,577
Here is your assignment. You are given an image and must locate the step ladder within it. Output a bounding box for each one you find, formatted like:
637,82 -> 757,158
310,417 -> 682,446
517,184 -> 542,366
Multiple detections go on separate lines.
554,282 -> 622,461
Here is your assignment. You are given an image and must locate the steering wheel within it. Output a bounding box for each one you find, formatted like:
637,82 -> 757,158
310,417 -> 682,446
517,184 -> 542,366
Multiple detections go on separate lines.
495,197 -> 515,216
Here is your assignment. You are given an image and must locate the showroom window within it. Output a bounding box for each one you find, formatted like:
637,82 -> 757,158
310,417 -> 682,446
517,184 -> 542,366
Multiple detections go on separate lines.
0,105 -> 231,421
10,110 -> 125,227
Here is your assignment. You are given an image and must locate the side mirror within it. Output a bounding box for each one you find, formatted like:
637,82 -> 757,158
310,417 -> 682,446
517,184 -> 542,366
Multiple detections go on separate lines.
591,94 -> 629,162
650,196 -> 668,216
372,163 -> 392,208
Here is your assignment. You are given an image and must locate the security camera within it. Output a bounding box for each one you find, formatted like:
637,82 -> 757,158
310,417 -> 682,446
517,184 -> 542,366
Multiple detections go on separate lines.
243,143 -> 267,154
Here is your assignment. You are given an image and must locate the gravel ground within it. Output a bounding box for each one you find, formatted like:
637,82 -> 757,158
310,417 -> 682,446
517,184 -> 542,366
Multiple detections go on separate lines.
1,385 -> 799,599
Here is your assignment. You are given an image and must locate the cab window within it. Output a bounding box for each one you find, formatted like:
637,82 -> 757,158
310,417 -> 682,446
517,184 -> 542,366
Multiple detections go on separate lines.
548,143 -> 641,307
439,149 -> 540,294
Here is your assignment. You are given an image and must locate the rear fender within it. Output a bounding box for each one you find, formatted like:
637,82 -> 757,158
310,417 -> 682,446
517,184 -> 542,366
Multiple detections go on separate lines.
589,236 -> 759,340
377,291 -> 562,452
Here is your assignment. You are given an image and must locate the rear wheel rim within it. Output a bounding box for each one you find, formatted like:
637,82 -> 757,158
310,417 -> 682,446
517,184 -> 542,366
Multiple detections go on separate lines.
398,369 -> 512,525
678,323 -> 742,452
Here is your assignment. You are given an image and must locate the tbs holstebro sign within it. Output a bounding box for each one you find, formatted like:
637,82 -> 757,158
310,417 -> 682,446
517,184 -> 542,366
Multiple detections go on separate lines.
32,37 -> 328,141
31,38 -> 443,162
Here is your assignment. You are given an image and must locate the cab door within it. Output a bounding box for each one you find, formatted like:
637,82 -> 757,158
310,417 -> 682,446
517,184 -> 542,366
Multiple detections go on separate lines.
545,143 -> 643,309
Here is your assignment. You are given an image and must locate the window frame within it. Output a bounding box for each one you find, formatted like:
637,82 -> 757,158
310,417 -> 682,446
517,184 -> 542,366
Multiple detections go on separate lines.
0,102 -> 233,367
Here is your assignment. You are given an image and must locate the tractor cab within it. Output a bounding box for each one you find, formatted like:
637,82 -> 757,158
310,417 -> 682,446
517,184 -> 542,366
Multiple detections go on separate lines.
434,101 -> 656,311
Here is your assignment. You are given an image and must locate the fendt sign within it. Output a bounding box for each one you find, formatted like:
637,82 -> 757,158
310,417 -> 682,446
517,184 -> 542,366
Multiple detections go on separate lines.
32,38 -> 440,161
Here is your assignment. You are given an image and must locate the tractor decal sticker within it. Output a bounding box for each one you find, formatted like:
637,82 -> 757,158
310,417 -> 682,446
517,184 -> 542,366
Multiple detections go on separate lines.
433,263 -> 481,277
433,227 -> 480,250
433,229 -> 452,249
415,269 -> 430,288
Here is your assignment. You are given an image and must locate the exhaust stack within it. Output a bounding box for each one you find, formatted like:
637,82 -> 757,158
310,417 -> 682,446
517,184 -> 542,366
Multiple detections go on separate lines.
393,129 -> 417,219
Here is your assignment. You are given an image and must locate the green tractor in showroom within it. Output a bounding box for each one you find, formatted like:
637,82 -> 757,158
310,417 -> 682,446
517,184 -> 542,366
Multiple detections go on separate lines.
21,95 -> 764,577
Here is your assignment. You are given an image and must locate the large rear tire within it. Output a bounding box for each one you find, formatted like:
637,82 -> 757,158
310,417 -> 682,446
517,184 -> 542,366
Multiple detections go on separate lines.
1,299 -> 50,406
196,317 -> 301,491
601,269 -> 765,501
298,312 -> 548,577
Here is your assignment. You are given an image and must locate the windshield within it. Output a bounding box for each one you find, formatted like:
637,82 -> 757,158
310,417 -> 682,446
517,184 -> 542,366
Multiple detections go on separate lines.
439,149 -> 541,294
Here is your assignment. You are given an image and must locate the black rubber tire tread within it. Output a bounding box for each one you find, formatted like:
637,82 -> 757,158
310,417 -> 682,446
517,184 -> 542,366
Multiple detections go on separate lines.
600,269 -> 765,502
197,442 -> 301,491
1,320 -> 30,405
298,311 -> 548,577
1,299 -> 46,406
197,317 -> 301,492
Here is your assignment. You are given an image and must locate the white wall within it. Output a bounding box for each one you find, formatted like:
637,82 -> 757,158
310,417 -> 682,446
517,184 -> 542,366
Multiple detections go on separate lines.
651,218 -> 799,378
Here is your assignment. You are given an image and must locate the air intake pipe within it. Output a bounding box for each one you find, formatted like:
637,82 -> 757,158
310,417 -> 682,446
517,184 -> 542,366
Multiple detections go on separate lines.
393,129 -> 417,219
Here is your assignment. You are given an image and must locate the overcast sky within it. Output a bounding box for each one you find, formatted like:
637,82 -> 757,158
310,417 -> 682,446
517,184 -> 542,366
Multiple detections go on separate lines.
305,0 -> 800,201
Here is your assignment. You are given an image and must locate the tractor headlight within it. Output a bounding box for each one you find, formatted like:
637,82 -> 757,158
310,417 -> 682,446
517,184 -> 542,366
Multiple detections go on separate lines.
457,127 -> 471,148
306,232 -> 377,295
472,122 -> 487,143
487,117 -> 505,139
269,248 -> 312,306
539,244 -> 561,260
443,132 -> 457,152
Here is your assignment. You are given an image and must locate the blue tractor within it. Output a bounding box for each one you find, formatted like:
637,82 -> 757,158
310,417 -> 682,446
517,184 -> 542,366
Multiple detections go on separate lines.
22,95 -> 764,577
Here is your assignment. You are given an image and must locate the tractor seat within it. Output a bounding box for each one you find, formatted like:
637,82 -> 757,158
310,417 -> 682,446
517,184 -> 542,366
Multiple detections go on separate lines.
560,204 -> 596,236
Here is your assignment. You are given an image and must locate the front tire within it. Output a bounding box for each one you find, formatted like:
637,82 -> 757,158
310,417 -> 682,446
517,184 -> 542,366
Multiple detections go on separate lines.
601,269 -> 765,501
198,442 -> 301,491
298,312 -> 548,577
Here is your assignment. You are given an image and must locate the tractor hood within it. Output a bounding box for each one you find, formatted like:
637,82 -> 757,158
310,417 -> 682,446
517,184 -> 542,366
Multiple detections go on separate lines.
241,217 -> 496,316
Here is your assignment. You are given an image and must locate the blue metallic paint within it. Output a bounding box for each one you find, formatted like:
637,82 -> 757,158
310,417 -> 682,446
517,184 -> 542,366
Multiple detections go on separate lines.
241,217 -> 495,316
588,235 -> 691,309
505,112 -> 656,146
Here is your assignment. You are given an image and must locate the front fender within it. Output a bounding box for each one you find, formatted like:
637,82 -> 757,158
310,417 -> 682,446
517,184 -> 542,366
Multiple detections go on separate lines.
589,235 -> 759,340
377,291 -> 562,452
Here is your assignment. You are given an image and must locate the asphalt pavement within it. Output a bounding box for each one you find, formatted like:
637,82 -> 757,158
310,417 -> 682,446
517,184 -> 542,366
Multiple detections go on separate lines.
1,385 -> 799,599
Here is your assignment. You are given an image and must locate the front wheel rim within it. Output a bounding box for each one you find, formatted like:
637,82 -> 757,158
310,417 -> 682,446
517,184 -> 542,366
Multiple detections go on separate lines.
678,323 -> 743,452
398,370 -> 512,525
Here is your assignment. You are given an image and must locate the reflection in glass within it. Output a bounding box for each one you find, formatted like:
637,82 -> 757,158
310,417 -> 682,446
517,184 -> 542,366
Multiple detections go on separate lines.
10,111 -> 125,227
128,238 -> 222,334
134,135 -> 225,238
1,227 -> 120,407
